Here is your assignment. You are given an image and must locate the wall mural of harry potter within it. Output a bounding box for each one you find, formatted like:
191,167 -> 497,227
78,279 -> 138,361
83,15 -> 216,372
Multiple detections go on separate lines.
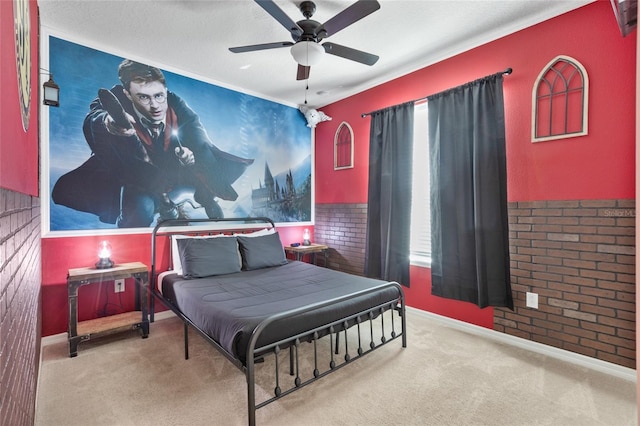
44,35 -> 312,233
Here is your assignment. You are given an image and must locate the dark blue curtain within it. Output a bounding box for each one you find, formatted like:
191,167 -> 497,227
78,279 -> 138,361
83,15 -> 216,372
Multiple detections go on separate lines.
428,74 -> 513,309
364,102 -> 414,286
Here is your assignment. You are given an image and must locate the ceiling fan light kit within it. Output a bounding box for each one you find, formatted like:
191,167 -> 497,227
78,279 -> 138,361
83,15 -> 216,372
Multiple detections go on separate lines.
291,41 -> 324,66
230,0 -> 380,80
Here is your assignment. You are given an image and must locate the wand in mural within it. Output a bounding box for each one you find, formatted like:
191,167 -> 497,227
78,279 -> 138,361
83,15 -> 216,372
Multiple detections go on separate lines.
98,88 -> 150,163
98,88 -> 133,130
172,129 -> 185,154
172,129 -> 195,166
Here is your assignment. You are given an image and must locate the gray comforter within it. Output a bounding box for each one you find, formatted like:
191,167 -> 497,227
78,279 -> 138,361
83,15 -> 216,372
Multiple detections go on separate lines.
162,261 -> 400,362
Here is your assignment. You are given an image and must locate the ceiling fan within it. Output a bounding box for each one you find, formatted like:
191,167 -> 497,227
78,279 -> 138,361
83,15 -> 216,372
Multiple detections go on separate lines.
229,0 -> 380,80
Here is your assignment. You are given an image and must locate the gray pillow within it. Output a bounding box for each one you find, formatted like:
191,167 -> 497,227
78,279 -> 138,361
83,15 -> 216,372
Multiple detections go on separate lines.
177,236 -> 241,278
237,232 -> 288,270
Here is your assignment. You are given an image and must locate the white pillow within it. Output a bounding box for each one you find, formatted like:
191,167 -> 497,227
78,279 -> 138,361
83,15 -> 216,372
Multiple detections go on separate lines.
171,234 -> 230,275
233,228 -> 276,237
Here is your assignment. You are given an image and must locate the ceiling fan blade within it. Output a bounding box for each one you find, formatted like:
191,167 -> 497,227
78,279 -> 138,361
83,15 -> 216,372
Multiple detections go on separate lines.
229,41 -> 293,53
322,42 -> 379,65
319,0 -> 380,38
297,65 -> 311,80
255,0 -> 302,37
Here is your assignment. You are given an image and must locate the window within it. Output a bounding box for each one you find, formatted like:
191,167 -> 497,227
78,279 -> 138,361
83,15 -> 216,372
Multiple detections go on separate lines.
410,101 -> 431,266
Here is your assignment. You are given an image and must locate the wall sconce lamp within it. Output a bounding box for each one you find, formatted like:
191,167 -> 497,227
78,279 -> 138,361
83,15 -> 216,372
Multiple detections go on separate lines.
41,70 -> 60,107
95,240 -> 115,269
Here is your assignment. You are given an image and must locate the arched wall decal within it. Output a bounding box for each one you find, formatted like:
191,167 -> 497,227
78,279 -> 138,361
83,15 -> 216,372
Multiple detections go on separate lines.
532,55 -> 588,142
334,121 -> 354,170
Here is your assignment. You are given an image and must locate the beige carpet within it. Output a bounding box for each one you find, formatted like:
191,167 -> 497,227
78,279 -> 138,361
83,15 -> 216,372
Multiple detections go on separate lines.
36,311 -> 636,426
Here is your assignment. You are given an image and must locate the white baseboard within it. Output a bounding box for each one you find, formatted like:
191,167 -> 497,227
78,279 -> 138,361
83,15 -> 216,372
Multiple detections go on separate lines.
407,306 -> 637,382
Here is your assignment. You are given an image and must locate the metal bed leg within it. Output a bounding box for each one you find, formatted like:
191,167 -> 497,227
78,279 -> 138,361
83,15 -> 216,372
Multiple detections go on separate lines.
150,295 -> 155,323
184,322 -> 189,360
247,358 -> 257,426
401,300 -> 407,348
289,345 -> 295,375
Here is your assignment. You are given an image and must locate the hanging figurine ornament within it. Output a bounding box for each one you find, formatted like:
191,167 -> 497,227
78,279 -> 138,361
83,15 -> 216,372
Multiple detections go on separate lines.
299,105 -> 332,128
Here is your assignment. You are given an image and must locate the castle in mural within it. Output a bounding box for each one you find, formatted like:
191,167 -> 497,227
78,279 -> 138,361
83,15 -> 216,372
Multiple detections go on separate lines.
251,161 -> 311,222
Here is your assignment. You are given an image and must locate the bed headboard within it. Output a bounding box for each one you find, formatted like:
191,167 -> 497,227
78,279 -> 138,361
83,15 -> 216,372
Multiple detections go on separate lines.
150,217 -> 276,283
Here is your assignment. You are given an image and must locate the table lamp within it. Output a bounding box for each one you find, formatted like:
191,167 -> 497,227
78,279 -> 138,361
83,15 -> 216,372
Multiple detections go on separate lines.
95,240 -> 114,269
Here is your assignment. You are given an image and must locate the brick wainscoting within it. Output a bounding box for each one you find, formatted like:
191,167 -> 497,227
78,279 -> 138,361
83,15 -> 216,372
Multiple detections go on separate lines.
315,203 -> 368,276
317,200 -> 635,368
0,188 -> 42,425
495,200 -> 635,368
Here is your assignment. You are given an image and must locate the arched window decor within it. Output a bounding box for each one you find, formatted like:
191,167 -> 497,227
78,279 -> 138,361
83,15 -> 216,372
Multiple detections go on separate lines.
532,55 -> 588,142
334,121 -> 354,170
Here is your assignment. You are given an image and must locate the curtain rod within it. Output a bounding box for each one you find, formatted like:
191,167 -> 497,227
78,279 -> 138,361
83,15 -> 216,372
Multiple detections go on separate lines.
361,67 -> 512,118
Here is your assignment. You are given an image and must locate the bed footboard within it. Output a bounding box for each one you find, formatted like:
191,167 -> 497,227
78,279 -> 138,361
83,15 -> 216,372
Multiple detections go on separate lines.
245,281 -> 406,426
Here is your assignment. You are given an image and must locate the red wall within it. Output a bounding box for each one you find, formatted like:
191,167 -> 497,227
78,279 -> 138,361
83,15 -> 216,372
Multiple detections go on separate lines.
0,0 -> 39,195
314,2 -> 635,327
40,226 -> 307,336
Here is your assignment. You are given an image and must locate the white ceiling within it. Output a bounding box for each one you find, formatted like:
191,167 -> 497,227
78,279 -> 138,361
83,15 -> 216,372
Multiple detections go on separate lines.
38,0 -> 594,108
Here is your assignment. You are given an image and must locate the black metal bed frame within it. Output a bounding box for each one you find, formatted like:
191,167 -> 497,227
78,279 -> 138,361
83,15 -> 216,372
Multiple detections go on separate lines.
150,217 -> 407,426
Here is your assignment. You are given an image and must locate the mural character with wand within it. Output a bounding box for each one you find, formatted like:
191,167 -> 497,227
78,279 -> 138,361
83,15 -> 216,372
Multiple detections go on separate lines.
52,59 -> 254,228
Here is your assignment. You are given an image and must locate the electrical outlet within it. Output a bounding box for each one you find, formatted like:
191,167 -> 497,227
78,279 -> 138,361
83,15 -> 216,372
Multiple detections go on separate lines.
526,292 -> 538,309
114,279 -> 125,293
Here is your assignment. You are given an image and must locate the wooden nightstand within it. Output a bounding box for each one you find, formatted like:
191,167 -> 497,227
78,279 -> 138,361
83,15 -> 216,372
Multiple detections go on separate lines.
285,243 -> 329,267
67,261 -> 149,357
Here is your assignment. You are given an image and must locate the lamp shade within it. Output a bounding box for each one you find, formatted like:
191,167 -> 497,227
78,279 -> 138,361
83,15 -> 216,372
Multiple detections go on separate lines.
95,240 -> 114,269
290,41 -> 324,67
